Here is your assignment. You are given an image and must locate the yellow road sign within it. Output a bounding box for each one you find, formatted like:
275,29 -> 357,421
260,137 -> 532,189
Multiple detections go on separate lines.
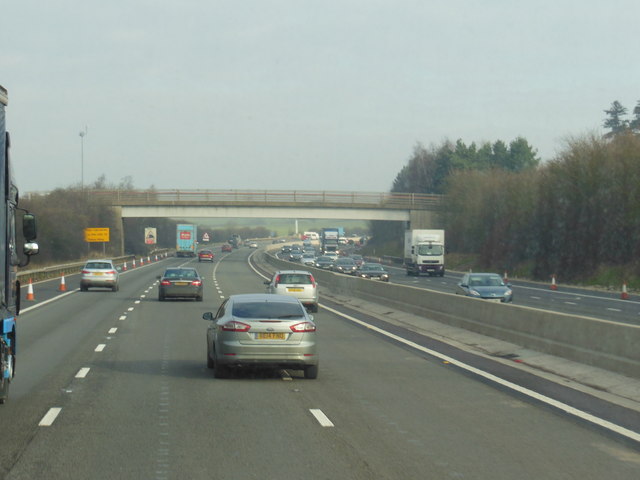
84,228 -> 110,242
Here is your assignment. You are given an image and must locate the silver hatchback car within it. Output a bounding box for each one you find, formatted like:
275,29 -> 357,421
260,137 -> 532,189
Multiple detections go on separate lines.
203,294 -> 319,379
264,270 -> 319,312
80,259 -> 120,292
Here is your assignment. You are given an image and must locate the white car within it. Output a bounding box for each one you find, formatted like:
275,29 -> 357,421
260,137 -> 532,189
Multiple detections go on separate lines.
264,270 -> 319,312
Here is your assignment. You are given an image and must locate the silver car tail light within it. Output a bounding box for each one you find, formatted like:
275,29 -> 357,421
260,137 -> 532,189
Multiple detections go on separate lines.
290,322 -> 316,332
222,321 -> 251,332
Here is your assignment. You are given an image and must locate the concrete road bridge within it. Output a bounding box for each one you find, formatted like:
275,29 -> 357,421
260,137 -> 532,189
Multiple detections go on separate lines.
92,189 -> 442,228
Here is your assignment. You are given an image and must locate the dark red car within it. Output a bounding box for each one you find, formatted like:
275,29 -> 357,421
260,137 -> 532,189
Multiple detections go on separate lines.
221,244 -> 233,252
198,250 -> 214,262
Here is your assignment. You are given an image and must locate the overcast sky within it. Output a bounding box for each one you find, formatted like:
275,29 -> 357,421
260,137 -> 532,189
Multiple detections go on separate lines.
2,0 -> 638,194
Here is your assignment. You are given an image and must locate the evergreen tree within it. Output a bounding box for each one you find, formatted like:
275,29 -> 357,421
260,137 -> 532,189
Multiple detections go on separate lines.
603,100 -> 629,137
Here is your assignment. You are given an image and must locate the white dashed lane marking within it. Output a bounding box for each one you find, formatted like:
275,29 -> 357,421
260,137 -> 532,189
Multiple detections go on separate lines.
39,408 -> 62,426
309,409 -> 334,427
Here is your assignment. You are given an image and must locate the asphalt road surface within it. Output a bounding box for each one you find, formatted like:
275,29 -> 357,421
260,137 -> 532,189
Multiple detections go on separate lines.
0,249 -> 638,479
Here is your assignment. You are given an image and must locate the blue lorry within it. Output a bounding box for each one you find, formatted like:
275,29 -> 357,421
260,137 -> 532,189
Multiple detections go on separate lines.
0,85 -> 39,403
176,224 -> 198,257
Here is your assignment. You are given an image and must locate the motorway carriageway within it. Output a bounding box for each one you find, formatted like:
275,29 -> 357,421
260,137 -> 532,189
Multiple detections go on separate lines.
0,247 -> 637,479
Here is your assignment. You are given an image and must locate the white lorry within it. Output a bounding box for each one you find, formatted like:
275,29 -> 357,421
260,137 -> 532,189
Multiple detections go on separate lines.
404,229 -> 445,277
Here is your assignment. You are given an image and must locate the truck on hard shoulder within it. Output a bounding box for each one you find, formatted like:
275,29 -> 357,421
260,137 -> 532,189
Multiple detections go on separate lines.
321,227 -> 340,254
176,224 -> 197,257
0,85 -> 39,403
228,234 -> 241,249
404,229 -> 445,277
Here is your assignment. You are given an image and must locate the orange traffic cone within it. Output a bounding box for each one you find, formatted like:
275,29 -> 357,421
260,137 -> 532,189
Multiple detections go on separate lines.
154,255 -> 158,262
550,274 -> 558,291
503,271 -> 508,283
621,282 -> 630,300
132,259 -> 136,268
122,261 -> 127,271
140,258 -> 144,266
147,256 -> 151,263
26,278 -> 35,300
58,275 -> 67,292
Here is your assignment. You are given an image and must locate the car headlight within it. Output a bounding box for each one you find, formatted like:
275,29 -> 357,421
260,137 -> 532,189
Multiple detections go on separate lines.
469,289 -> 481,297
505,290 -> 513,297
381,274 -> 389,279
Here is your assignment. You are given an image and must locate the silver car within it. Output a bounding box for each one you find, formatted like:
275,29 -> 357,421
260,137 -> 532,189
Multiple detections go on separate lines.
264,270 -> 319,312
203,294 -> 319,379
80,259 -> 119,292
301,252 -> 316,266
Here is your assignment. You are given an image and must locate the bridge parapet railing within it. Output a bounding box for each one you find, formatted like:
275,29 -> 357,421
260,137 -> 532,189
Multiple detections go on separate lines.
89,190 -> 442,209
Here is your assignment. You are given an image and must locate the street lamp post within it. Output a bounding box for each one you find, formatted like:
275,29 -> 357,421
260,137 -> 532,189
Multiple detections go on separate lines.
79,127 -> 87,189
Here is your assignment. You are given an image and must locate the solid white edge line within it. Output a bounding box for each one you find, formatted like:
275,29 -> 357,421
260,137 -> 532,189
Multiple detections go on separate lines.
39,407 -> 62,426
310,409 -> 334,427
320,304 -> 640,444
75,367 -> 90,378
20,289 -> 78,313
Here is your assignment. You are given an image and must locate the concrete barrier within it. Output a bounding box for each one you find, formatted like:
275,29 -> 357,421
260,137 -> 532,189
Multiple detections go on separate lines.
261,249 -> 640,379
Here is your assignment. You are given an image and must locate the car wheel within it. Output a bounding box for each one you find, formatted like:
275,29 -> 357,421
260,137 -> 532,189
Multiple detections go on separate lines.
158,294 -> 165,301
80,285 -> 88,292
196,295 -> 203,302
304,364 -> 319,379
310,303 -> 318,313
112,285 -> 118,292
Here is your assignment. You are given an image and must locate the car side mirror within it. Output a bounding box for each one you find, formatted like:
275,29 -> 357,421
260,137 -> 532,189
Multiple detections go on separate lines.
202,312 -> 214,321
460,283 -> 468,288
156,275 -> 161,280
506,283 -> 512,288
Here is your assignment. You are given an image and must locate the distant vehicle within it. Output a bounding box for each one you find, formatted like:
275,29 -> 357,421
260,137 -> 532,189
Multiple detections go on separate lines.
303,231 -> 319,241
404,229 -> 445,277
264,270 -> 319,312
323,252 -> 339,262
221,244 -> 233,252
350,254 -> 364,266
203,294 -> 318,379
301,252 -> 316,266
314,256 -> 335,269
198,250 -> 214,262
280,245 -> 292,254
176,224 -> 198,257
332,257 -> 358,275
289,250 -> 303,262
228,234 -> 242,249
249,242 -> 258,249
357,263 -> 390,282
321,227 -> 340,254
80,259 -> 120,292
158,268 -> 203,301
456,273 -> 513,303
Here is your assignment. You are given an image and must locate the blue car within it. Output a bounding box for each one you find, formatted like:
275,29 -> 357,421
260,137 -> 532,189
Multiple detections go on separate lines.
456,273 -> 513,303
